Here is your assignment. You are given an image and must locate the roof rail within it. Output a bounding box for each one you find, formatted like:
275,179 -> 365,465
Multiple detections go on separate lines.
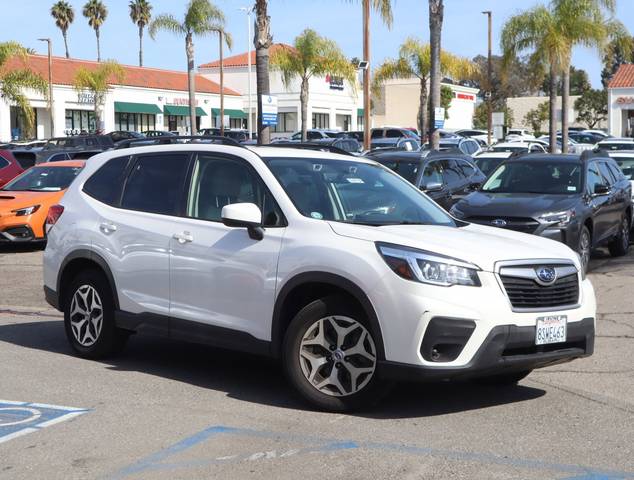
258,142 -> 354,156
581,149 -> 607,160
426,147 -> 464,157
114,135 -> 244,149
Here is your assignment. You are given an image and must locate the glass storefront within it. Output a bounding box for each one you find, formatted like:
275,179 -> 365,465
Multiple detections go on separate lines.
114,113 -> 156,132
65,109 -> 96,134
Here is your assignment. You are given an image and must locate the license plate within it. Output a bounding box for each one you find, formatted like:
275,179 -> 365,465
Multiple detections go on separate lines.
535,315 -> 567,345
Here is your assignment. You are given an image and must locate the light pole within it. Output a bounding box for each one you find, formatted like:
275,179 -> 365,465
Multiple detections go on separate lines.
239,5 -> 255,139
38,38 -> 54,138
481,11 -> 492,146
362,0 -> 370,151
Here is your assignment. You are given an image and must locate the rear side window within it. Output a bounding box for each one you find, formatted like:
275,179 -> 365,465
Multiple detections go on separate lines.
597,161 -> 616,185
459,159 -> 476,176
386,129 -> 402,138
83,155 -> 131,206
0,157 -> 9,168
49,153 -> 70,162
13,152 -> 36,169
121,154 -> 189,215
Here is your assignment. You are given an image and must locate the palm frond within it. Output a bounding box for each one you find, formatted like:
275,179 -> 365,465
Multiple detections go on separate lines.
185,0 -> 225,35
149,14 -> 184,39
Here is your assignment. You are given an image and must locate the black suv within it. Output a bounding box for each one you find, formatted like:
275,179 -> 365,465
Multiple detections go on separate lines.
367,150 -> 486,210
450,152 -> 631,272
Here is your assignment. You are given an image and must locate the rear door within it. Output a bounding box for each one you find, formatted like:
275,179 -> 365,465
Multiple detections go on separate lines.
598,160 -> 628,234
586,161 -> 612,243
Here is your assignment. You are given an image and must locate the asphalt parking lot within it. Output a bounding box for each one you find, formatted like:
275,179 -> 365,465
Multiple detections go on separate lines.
0,245 -> 632,479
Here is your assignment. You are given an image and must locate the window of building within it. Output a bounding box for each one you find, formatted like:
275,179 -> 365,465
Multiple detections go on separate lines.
65,109 -> 96,134
357,115 -> 364,130
115,113 -> 156,132
273,112 -> 297,133
312,113 -> 329,129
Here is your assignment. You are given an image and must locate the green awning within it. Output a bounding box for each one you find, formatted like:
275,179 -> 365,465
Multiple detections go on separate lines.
163,105 -> 207,116
211,108 -> 247,118
357,108 -> 364,116
114,101 -> 162,114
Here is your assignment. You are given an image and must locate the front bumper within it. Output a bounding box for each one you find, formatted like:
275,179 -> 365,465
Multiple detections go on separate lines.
0,225 -> 40,242
379,317 -> 594,381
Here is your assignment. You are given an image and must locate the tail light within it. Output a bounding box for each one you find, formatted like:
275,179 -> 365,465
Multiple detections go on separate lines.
46,204 -> 64,233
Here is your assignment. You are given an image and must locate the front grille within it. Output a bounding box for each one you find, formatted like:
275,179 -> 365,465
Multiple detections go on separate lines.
500,273 -> 579,309
466,216 -> 539,234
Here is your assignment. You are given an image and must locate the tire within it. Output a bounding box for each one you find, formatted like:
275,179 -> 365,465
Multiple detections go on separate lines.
63,269 -> 128,359
477,370 -> 532,386
577,225 -> 591,275
608,215 -> 630,258
282,295 -> 389,412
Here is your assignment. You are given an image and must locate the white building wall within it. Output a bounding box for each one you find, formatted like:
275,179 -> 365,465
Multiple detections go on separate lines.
607,87 -> 634,137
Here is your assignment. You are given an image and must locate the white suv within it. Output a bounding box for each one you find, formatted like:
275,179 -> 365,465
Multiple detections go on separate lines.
43,144 -> 596,411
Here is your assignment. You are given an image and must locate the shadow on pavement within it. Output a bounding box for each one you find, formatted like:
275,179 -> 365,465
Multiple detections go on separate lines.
0,243 -> 45,254
0,319 -> 546,418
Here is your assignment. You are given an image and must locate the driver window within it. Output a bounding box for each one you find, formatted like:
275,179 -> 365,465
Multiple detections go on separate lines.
422,161 -> 443,185
586,162 -> 607,194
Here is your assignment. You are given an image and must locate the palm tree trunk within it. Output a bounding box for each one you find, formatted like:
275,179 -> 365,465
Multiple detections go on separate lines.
139,25 -> 144,67
219,31 -> 225,136
428,0 -> 444,149
561,63 -> 570,154
255,0 -> 272,145
549,62 -> 557,153
63,30 -> 70,59
96,28 -> 101,62
300,77 -> 309,142
186,33 -> 197,135
418,77 -> 428,137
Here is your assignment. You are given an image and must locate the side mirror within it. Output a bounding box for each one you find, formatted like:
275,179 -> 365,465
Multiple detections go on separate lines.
422,182 -> 443,193
593,184 -> 610,196
221,203 -> 264,240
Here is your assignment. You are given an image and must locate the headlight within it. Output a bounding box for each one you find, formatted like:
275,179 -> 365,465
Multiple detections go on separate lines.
377,243 -> 481,287
449,205 -> 464,219
12,205 -> 40,216
538,209 -> 575,226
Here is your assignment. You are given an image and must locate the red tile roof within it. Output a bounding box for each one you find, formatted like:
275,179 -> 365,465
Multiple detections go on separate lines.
4,54 -> 240,96
608,64 -> 634,89
199,43 -> 294,68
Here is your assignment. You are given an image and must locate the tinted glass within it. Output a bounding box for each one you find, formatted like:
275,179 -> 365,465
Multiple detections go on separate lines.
307,131 -> 322,140
491,145 -> 528,153
48,153 -> 70,162
483,161 -> 582,194
2,165 -> 82,192
121,154 -> 189,215
12,153 -> 36,169
459,160 -> 476,177
586,162 -> 607,194
266,158 -> 455,226
0,157 -> 9,168
186,155 -> 283,227
597,161 -> 616,185
371,129 -> 383,139
611,156 -> 634,179
439,159 -> 464,184
606,161 -> 625,181
386,129 -> 402,138
473,156 -> 503,176
422,161 -> 443,185
598,142 -> 634,151
83,156 -> 130,206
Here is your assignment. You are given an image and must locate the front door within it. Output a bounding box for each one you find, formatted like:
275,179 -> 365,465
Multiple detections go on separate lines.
586,161 -> 612,243
169,153 -> 286,343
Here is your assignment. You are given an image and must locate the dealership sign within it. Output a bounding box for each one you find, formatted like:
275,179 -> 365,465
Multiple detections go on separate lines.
326,74 -> 344,91
616,97 -> 634,105
77,92 -> 95,104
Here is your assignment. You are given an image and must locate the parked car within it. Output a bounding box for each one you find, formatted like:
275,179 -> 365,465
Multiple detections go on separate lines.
606,152 -> 634,229
290,129 -> 342,141
143,130 -> 177,137
108,131 -> 146,145
423,137 -> 482,156
0,150 -> 24,187
198,128 -> 221,136
9,149 -> 39,170
536,135 -> 592,154
37,149 -> 103,163
490,141 -> 546,154
583,129 -> 609,138
455,129 -> 497,145
371,126 -> 421,141
312,137 -> 362,154
0,160 -> 84,243
370,137 -> 420,151
569,132 -> 606,145
595,138 -> 634,152
505,128 -> 535,141
43,143 -> 595,411
42,135 -> 114,151
367,150 -> 486,209
471,152 -> 513,177
450,152 -> 631,273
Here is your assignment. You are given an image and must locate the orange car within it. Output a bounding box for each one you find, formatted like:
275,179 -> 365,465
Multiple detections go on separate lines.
0,160 -> 85,243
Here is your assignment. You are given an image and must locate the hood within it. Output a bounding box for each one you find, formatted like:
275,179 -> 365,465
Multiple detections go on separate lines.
455,192 -> 579,219
0,190 -> 63,213
328,221 -> 577,273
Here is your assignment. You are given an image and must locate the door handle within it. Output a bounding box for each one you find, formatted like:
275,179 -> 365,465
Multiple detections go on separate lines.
173,231 -> 193,244
99,222 -> 117,234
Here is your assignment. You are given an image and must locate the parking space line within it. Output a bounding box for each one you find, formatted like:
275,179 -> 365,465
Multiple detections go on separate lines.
0,428 -> 38,445
109,425 -> 634,479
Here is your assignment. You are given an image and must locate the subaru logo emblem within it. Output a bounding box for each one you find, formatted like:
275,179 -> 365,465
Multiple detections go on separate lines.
491,219 -> 507,227
536,267 -> 557,285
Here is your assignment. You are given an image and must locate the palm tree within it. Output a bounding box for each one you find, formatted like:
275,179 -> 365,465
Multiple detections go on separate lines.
428,0 -> 443,149
82,0 -> 107,62
372,38 -> 474,138
0,42 -> 48,138
271,29 -> 356,141
254,0 -> 272,144
51,1 -> 74,59
73,61 -> 125,133
149,0 -> 227,135
129,0 -> 152,67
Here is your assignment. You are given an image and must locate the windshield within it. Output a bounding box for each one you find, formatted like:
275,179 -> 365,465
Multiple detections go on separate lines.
473,157 -> 504,176
599,143 -> 634,151
2,166 -> 82,192
265,157 -> 455,227
611,156 -> 634,179
482,161 -> 582,194
490,145 -> 528,153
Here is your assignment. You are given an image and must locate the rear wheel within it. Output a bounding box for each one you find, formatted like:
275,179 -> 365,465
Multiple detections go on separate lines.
477,370 -> 532,386
608,215 -> 630,257
577,226 -> 591,274
63,269 -> 128,359
282,296 -> 388,412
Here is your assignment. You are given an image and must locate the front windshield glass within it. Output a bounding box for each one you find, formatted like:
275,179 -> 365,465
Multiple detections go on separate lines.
611,156 -> 634,179
482,161 -> 582,194
2,166 -> 82,192
473,157 -> 504,176
490,145 -> 527,153
265,157 -> 455,226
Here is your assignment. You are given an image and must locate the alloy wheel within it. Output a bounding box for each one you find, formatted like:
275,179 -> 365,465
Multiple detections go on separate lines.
299,316 -> 376,397
69,285 -> 104,347
579,230 -> 590,272
621,218 -> 630,250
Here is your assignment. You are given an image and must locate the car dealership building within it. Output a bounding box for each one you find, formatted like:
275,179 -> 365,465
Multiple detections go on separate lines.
0,54 -> 244,141
608,64 -> 634,137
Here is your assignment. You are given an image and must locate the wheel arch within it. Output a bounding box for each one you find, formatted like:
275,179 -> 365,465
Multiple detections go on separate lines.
270,272 -> 385,360
57,249 -> 119,311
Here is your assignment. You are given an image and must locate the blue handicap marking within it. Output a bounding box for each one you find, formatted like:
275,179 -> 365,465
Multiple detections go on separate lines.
0,400 -> 89,444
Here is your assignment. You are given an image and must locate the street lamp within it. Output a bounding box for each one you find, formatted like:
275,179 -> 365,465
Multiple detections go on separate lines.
481,11 -> 492,146
38,38 -> 54,138
239,5 -> 255,140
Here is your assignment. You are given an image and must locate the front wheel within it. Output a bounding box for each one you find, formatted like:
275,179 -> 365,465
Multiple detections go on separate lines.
608,215 -> 630,257
577,226 -> 591,274
282,296 -> 388,412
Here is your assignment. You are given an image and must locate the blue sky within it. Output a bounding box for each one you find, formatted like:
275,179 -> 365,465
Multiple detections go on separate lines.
5,0 -> 634,87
